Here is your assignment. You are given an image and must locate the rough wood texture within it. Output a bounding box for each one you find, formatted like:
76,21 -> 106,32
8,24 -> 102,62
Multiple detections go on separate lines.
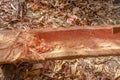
0,25 -> 120,64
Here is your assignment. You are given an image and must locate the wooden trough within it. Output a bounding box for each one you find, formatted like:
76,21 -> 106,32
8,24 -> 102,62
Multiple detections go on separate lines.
0,25 -> 120,64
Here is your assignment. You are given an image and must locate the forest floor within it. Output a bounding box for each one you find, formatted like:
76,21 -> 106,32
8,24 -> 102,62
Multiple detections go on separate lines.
0,0 -> 120,80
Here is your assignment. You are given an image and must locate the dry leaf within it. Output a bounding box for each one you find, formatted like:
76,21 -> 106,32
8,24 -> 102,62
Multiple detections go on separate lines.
94,64 -> 103,73
71,63 -> 78,75
32,4 -> 40,11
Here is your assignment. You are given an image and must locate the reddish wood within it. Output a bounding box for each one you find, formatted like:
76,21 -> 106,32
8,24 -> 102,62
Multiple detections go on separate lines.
0,25 -> 120,64
112,26 -> 120,34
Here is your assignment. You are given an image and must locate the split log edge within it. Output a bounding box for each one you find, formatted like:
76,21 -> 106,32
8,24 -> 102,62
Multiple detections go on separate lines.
0,25 -> 120,64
